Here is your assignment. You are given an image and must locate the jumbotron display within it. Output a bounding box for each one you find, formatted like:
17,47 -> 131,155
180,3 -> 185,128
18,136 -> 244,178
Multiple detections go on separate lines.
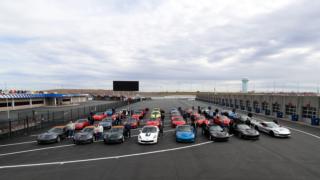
113,81 -> 139,91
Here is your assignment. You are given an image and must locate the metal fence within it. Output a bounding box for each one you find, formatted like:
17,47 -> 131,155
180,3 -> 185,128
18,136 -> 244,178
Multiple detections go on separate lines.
0,100 -> 137,139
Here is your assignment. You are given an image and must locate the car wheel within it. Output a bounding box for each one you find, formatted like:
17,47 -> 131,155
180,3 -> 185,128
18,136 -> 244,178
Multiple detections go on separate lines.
270,131 -> 274,137
56,136 -> 61,143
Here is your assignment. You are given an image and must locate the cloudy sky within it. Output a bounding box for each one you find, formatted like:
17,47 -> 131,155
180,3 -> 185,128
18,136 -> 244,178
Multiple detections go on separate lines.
0,0 -> 319,92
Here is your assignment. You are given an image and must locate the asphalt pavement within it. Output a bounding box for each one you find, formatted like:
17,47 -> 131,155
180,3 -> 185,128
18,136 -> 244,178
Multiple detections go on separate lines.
0,99 -> 319,180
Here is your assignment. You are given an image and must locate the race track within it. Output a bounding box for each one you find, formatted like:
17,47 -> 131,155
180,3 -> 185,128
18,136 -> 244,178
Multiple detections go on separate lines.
0,99 -> 319,180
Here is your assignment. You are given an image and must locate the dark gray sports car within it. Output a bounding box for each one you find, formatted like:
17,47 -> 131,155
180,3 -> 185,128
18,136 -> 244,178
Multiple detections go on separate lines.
203,124 -> 230,141
73,126 -> 95,144
37,126 -> 67,144
234,124 -> 260,140
104,126 -> 125,144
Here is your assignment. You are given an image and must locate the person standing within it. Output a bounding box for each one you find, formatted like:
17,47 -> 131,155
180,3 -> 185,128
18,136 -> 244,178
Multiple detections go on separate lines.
124,122 -> 131,138
94,124 -> 99,141
97,124 -> 103,140
66,121 -> 75,138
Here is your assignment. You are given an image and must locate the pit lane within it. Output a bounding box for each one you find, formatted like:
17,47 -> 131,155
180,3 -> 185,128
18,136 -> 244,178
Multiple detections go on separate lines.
0,99 -> 320,180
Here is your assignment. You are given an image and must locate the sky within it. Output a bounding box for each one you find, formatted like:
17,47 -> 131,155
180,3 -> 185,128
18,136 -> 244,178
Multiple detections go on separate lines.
0,0 -> 319,92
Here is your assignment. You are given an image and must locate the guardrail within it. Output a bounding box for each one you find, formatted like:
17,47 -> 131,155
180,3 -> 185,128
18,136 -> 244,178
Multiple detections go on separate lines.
0,100 -> 139,139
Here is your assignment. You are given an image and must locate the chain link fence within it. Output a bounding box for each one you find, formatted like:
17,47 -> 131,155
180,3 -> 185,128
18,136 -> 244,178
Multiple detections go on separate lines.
0,100 -> 138,139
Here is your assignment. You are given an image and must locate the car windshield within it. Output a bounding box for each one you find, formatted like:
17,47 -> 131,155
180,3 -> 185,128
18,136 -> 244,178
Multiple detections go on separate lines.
142,127 -> 157,133
265,122 -> 279,128
95,112 -> 104,115
209,126 -> 223,132
82,128 -> 93,133
110,128 -> 123,133
238,124 -> 251,130
48,128 -> 63,133
177,126 -> 192,132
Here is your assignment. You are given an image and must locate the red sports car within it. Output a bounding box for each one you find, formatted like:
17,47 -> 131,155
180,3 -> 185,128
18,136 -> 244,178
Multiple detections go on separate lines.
146,118 -> 162,128
132,110 -> 144,120
75,119 -> 90,130
93,112 -> 107,121
171,116 -> 186,128
195,116 -> 209,126
214,115 -> 232,127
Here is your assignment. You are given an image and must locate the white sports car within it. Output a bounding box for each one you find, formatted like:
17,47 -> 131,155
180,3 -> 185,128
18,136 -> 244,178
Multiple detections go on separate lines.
254,121 -> 291,137
138,126 -> 160,144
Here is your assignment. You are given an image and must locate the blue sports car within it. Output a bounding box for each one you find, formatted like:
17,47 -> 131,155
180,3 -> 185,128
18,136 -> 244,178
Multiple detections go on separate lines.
175,125 -> 195,143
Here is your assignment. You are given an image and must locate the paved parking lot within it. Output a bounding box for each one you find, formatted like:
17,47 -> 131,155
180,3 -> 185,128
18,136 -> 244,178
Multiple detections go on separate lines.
0,99 -> 320,180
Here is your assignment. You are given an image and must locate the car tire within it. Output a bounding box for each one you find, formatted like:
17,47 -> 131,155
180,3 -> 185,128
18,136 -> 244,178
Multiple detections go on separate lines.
270,131 -> 274,137
56,136 -> 61,143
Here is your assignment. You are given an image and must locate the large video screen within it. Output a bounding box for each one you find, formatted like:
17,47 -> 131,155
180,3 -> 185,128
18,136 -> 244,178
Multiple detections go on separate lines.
113,81 -> 139,91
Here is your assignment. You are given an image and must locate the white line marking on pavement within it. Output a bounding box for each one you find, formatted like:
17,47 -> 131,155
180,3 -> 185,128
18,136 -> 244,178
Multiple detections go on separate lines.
0,141 -> 211,169
0,141 -> 37,147
287,127 -> 320,139
0,129 -> 176,157
0,144 -> 75,157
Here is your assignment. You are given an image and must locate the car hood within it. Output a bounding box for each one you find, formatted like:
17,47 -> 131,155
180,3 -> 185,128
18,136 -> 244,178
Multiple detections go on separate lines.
271,127 -> 290,134
106,132 -> 122,139
173,121 -> 186,125
140,132 -> 157,139
210,131 -> 229,137
74,132 -> 92,138
38,132 -> 58,139
241,129 -> 259,135
176,131 -> 194,138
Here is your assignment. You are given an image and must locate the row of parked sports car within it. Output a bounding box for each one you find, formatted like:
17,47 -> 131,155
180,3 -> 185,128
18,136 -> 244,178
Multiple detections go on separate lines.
36,106 -> 291,145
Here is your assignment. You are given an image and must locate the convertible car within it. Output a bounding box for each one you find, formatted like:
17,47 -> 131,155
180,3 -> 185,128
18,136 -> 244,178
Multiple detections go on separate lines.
104,126 -> 125,144
37,126 -> 67,144
195,115 -> 209,127
233,124 -> 260,140
75,119 -> 90,130
146,118 -> 162,128
175,125 -> 195,143
138,126 -> 160,144
73,126 -> 95,144
93,112 -> 107,121
203,124 -> 229,141
99,117 -> 113,130
171,116 -> 186,128
254,121 -> 291,137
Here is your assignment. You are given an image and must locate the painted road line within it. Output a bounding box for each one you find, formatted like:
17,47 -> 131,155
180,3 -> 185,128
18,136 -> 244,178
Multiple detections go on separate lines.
0,141 -> 37,147
0,144 -> 75,157
0,141 -> 212,169
0,129 -> 176,157
287,127 -> 320,139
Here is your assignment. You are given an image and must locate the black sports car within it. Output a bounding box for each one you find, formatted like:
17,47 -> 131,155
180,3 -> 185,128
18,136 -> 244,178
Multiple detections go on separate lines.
104,126 -> 125,144
233,124 -> 260,140
203,124 -> 230,141
37,126 -> 67,144
73,126 -> 95,144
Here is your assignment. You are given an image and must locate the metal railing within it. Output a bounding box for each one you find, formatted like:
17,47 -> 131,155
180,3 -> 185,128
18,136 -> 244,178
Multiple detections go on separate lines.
0,100 -> 139,139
